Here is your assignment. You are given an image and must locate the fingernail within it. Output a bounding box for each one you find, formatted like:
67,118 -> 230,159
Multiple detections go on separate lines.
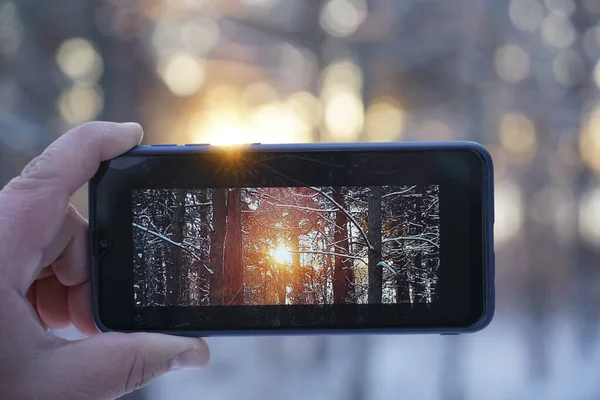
121,122 -> 144,143
121,122 -> 143,131
170,348 -> 209,370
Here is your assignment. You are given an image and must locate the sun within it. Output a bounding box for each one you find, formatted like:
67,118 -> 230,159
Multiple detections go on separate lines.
270,244 -> 292,264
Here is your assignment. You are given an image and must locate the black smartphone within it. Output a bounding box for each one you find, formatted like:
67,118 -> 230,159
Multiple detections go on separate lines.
89,142 -> 494,336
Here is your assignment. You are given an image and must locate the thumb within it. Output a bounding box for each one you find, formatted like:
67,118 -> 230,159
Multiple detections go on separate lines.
45,332 -> 210,399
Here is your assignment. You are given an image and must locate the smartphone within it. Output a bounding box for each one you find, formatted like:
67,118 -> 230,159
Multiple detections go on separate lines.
89,142 -> 494,336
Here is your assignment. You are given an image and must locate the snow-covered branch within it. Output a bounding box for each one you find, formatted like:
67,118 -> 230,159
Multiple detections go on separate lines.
382,186 -> 416,198
261,193 -> 337,213
383,235 -> 440,249
185,202 -> 212,207
289,250 -> 367,265
132,223 -> 214,274
308,186 -> 374,251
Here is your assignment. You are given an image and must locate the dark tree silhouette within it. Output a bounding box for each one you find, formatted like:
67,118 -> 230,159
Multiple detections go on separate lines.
166,189 -> 186,306
368,186 -> 383,303
209,188 -> 227,305
332,187 -> 354,304
224,188 -> 244,305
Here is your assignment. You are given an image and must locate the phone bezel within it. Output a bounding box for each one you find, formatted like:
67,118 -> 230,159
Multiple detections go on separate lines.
89,141 -> 494,335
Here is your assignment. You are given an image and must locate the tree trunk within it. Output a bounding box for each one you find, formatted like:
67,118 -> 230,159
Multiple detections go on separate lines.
209,189 -> 227,305
290,233 -> 304,304
367,186 -> 383,304
395,252 -> 410,304
412,186 -> 424,303
306,267 -> 316,304
224,188 -> 244,305
196,189 -> 210,305
166,190 -> 186,306
324,236 -> 332,303
332,188 -> 353,304
277,270 -> 287,305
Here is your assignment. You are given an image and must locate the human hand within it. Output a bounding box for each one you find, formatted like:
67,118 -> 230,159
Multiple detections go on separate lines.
0,122 -> 210,399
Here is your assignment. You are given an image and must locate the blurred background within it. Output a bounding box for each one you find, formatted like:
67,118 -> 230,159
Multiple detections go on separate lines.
2,0 -> 600,398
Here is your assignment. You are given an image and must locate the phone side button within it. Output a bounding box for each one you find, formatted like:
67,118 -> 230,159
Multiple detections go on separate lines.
440,333 -> 459,335
151,144 -> 178,146
184,143 -> 210,146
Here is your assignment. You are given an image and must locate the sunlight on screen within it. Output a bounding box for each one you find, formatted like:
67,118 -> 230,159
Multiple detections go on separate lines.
270,244 -> 293,265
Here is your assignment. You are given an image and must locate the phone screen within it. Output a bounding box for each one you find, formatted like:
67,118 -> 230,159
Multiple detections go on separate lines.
132,185 -> 440,308
91,145 -> 492,333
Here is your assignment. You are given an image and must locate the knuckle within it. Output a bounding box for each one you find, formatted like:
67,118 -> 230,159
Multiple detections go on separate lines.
15,151 -> 60,189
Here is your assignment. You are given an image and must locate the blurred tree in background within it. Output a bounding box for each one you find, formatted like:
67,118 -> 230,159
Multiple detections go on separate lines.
4,0 -> 600,398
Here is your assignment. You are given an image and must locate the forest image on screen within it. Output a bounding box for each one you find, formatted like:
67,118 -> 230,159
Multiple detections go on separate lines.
132,186 -> 440,307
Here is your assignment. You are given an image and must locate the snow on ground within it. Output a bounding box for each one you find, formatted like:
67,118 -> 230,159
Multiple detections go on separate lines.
54,310 -> 600,399
144,312 -> 600,400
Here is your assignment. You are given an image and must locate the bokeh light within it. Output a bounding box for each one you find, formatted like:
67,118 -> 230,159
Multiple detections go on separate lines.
579,105 -> 600,174
58,85 -> 104,125
544,0 -> 576,17
499,113 -> 537,164
582,26 -> 600,58
195,107 -> 251,146
285,91 -> 323,130
189,82 -> 314,145
158,51 -> 206,97
364,98 -> 406,142
579,187 -> 600,246
151,21 -> 179,55
321,59 -> 363,95
540,14 -> 576,49
593,60 -> 600,89
531,185 -> 575,244
205,84 -> 242,108
321,59 -> 364,141
55,38 -> 104,84
494,44 -> 530,83
181,19 -> 220,56
0,1 -> 22,57
242,82 -> 279,108
249,102 -> 311,143
495,180 -> 524,245
278,44 -> 317,89
419,120 -> 453,141
319,0 -> 367,37
553,49 -> 585,87
324,91 -> 364,141
509,0 -> 544,32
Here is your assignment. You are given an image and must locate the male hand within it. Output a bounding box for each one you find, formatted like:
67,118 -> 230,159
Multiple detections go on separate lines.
0,122 -> 210,399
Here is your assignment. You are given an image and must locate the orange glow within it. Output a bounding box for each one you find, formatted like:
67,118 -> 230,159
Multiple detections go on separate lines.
270,244 -> 292,264
499,113 -> 537,164
190,84 -> 315,145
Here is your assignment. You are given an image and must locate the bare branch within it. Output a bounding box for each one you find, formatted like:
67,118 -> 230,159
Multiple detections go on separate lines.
132,223 -> 214,274
383,235 -> 440,249
382,186 -> 416,198
261,193 -> 337,213
289,250 -> 367,266
308,186 -> 374,251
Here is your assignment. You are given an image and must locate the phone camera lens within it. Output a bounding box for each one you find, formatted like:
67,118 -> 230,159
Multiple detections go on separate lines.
99,238 -> 109,248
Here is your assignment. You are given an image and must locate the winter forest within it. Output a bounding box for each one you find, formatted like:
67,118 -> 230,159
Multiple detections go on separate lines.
132,185 -> 440,307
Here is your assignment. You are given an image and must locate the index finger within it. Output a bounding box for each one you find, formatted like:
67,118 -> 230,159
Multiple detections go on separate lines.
10,121 -> 142,196
0,121 -> 142,286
